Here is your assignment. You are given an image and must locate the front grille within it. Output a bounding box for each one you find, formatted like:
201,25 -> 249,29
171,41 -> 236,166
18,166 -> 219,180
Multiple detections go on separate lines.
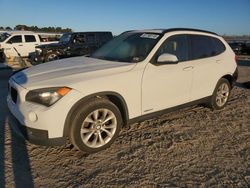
11,87 -> 18,104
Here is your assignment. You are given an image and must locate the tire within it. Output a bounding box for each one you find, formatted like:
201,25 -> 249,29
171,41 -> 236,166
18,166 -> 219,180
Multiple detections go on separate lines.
69,98 -> 123,153
208,78 -> 231,110
45,52 -> 59,62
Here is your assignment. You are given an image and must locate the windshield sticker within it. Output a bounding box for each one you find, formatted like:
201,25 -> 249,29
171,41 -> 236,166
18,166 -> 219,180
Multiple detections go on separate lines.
140,33 -> 159,39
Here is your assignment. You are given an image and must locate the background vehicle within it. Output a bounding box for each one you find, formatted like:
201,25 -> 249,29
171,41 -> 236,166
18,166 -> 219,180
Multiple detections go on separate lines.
228,42 -> 244,55
241,42 -> 250,55
33,32 -> 113,62
8,28 -> 237,153
0,49 -> 4,62
0,31 -> 61,61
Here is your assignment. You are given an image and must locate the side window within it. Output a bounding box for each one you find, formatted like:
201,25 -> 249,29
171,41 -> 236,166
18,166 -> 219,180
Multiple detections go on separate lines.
212,37 -> 226,55
98,33 -> 110,46
190,35 -> 216,60
25,35 -> 36,43
101,33 -> 113,44
154,35 -> 189,62
7,35 -> 22,43
74,34 -> 85,44
87,34 -> 96,44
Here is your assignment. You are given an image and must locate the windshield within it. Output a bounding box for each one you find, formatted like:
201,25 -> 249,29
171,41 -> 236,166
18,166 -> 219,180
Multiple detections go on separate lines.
59,33 -> 72,43
0,33 -> 11,42
91,32 -> 162,63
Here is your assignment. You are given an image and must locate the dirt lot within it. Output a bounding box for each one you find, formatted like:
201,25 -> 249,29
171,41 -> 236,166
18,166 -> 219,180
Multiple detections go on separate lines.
0,61 -> 249,187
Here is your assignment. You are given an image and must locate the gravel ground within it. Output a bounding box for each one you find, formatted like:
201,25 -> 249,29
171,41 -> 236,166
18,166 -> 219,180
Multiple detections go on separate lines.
0,61 -> 249,188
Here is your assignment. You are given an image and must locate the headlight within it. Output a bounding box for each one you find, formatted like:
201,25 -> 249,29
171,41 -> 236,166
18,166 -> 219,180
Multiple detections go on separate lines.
35,48 -> 42,54
26,87 -> 71,107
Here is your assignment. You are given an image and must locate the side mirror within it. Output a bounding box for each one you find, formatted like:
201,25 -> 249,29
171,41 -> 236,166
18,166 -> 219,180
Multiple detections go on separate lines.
7,40 -> 12,44
157,53 -> 178,65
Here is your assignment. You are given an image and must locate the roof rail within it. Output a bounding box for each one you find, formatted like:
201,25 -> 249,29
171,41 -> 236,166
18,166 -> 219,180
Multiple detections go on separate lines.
162,28 -> 218,35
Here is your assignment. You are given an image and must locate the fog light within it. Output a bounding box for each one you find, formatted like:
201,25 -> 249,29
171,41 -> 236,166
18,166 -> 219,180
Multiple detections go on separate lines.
28,112 -> 38,122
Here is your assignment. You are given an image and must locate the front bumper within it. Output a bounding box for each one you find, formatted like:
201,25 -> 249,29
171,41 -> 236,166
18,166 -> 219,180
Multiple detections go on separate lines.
8,111 -> 66,146
7,78 -> 83,146
29,52 -> 45,63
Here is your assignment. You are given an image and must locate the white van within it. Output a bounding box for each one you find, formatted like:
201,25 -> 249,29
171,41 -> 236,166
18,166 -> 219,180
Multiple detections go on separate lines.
0,31 -> 61,59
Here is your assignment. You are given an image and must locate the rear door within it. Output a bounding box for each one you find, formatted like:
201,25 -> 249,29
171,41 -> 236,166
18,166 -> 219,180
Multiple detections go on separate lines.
86,33 -> 98,54
23,35 -> 38,57
187,35 -> 226,101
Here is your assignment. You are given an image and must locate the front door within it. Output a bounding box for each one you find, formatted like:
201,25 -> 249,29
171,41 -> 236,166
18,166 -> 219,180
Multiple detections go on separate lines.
142,34 -> 193,114
4,35 -> 25,57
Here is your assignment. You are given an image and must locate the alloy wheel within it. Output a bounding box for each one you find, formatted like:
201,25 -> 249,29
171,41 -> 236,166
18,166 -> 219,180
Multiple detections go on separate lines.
80,108 -> 117,148
215,83 -> 229,107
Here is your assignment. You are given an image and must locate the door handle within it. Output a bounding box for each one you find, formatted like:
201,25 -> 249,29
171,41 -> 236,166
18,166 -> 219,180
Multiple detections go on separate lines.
183,66 -> 193,71
18,45 -> 23,46
216,60 -> 222,64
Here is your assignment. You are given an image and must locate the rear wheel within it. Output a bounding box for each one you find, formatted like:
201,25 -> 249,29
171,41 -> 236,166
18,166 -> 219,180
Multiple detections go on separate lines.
69,98 -> 122,153
209,78 -> 231,110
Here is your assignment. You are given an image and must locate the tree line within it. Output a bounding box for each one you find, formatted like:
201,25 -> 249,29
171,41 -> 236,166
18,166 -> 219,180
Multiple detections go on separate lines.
0,25 -> 72,33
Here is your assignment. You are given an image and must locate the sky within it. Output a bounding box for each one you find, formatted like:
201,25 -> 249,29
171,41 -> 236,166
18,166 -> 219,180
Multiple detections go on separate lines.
0,0 -> 250,35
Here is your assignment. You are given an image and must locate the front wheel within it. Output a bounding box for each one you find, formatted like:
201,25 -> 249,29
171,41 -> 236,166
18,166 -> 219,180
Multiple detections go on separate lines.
69,98 -> 122,153
45,52 -> 59,62
209,78 -> 231,110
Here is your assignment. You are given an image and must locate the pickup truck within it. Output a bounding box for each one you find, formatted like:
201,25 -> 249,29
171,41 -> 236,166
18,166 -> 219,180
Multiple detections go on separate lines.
0,31 -> 61,60
33,32 -> 113,62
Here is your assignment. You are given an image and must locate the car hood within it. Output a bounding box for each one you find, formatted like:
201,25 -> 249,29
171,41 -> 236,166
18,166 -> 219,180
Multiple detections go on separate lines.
12,56 -> 136,89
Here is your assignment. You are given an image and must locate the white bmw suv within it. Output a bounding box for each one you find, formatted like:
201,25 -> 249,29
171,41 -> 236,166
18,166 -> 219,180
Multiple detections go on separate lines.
7,28 -> 238,153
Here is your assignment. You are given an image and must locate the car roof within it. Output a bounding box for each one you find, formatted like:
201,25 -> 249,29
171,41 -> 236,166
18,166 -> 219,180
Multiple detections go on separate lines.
5,30 -> 35,34
66,32 -> 112,35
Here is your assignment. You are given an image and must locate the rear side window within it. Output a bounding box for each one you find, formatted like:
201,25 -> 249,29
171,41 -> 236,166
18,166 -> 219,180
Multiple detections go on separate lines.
7,35 -> 22,43
86,34 -> 96,44
189,35 -> 225,60
25,35 -> 36,42
99,33 -> 113,44
190,35 -> 216,60
155,34 -> 189,62
212,38 -> 226,55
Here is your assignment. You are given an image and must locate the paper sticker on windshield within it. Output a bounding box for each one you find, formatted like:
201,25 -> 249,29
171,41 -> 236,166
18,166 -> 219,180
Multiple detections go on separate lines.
140,33 -> 159,39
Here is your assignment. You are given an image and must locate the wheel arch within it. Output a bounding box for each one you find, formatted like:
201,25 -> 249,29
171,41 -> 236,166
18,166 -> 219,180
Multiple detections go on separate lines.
221,74 -> 234,87
63,91 -> 129,137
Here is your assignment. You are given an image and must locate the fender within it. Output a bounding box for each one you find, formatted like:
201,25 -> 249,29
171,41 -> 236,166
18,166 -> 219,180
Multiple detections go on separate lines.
63,91 -> 129,137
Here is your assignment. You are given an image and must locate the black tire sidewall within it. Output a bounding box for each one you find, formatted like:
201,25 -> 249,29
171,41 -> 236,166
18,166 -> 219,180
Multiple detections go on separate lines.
70,98 -> 122,153
45,52 -> 59,62
211,78 -> 231,110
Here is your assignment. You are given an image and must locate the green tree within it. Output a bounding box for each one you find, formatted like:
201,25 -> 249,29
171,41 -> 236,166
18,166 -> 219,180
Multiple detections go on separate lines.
5,26 -> 12,30
14,24 -> 72,33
